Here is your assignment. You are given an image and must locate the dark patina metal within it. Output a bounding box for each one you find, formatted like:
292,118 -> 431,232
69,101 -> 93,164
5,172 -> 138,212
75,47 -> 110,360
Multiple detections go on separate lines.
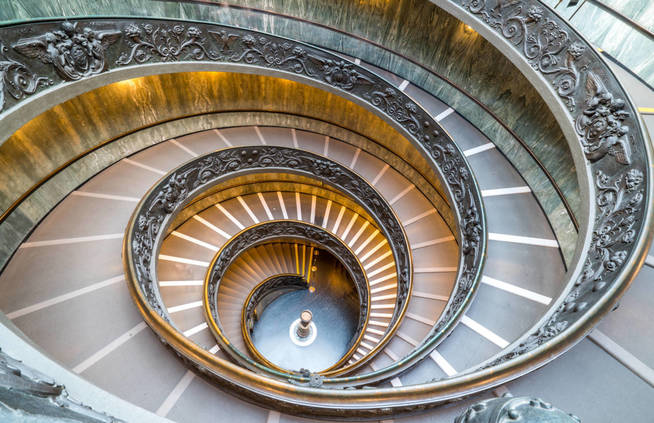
454,395 -> 581,423
205,221 -> 370,377
0,2 -> 643,416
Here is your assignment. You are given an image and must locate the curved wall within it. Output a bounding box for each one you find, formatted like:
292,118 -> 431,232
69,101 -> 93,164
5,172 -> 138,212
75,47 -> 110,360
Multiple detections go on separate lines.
0,0 -> 579,235
0,72 -> 454,268
0,3 -> 651,421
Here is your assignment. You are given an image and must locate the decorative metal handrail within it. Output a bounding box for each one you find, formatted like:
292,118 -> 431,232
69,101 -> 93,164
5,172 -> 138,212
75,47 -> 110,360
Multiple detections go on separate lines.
107,4 -> 652,416
0,21 -> 486,380
241,273 -> 309,365
447,0 -> 652,370
0,15 -> 486,416
169,0 -> 581,232
124,141 -> 482,388
204,221 -> 371,376
0,18 -> 485,300
0,0 -> 648,419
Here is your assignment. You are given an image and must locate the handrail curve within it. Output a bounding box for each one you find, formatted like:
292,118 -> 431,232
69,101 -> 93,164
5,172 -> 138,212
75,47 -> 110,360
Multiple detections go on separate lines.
1,2 -> 646,416
204,220 -> 371,376
440,0 -> 653,372
113,5 -> 652,416
125,143 -> 482,390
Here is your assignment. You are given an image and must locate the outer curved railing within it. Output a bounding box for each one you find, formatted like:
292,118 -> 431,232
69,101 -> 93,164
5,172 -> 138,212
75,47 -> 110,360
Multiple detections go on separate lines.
204,220 -> 371,376
441,0 -> 653,370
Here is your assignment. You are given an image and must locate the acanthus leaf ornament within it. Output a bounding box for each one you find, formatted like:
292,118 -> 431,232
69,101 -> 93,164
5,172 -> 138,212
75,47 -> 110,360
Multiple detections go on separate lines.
310,57 -> 374,90
118,23 -> 218,64
229,34 -> 314,76
12,22 -> 120,81
484,306 -> 568,367
0,43 -> 51,111
484,164 -> 644,368
580,168 -> 643,287
464,1 -> 585,112
369,87 -> 422,135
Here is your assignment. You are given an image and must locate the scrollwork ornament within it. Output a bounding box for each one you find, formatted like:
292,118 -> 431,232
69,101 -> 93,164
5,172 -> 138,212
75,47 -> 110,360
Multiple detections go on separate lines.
457,0 -> 648,377
577,73 -> 632,165
0,43 -> 51,111
581,168 -> 643,288
13,21 -> 120,81
485,165 -> 643,367
316,58 -> 374,89
229,34 -> 314,76
369,87 -> 422,135
462,1 -> 585,111
88,17 -> 485,385
117,23 -> 218,64
128,147 -> 418,342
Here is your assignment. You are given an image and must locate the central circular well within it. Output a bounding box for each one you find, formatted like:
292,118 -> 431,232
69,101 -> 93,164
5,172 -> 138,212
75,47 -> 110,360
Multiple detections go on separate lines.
289,317 -> 317,346
248,247 -> 361,373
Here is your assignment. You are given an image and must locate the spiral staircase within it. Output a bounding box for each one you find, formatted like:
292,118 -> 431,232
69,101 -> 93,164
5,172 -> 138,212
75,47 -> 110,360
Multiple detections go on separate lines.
0,1 -> 652,422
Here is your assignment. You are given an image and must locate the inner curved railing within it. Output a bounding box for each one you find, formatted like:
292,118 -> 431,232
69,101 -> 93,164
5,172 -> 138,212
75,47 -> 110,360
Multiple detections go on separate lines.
204,220 -> 371,376
241,273 -> 309,368
126,144 -> 480,388
0,20 -> 486,338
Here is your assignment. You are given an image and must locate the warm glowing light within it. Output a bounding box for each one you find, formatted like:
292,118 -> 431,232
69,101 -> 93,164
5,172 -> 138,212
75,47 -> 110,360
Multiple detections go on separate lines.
463,24 -> 475,34
114,78 -> 139,89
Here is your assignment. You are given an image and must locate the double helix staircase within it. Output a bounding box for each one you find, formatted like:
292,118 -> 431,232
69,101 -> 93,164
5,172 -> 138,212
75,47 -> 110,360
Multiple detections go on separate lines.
1,121 -> 564,414
0,1 -> 652,422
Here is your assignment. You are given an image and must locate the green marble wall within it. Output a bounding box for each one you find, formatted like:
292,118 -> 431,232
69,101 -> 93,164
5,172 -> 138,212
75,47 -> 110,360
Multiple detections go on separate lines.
541,0 -> 653,87
0,72 -> 446,214
0,75 -> 455,270
0,1 -> 578,204
0,0 -> 580,260
571,5 -> 654,87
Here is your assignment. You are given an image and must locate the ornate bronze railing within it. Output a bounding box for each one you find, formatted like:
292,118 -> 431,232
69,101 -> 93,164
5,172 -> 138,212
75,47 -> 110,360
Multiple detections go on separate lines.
0,24 -> 486,376
124,143 -> 482,387
204,221 -> 371,376
441,0 -> 653,371
2,1 -> 647,416
112,6 -> 649,416
241,273 -> 308,362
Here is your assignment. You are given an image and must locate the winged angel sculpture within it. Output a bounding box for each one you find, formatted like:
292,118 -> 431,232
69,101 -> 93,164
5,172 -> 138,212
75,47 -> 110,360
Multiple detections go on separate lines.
12,21 -> 120,81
